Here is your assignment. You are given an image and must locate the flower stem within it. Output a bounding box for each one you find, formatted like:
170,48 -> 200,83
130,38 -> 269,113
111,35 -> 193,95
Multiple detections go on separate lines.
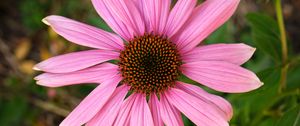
275,0 -> 289,93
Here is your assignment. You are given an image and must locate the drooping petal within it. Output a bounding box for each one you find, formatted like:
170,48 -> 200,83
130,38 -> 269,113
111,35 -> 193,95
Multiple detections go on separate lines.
181,61 -> 263,93
33,50 -> 119,73
176,82 -> 233,120
165,88 -> 229,126
114,94 -> 137,126
42,15 -> 124,51
149,93 -> 163,126
159,93 -> 183,126
139,0 -> 171,34
86,85 -> 130,126
182,43 -> 256,65
164,0 -> 196,37
92,0 -> 145,40
173,0 -> 240,53
59,75 -> 122,126
35,63 -> 119,87
130,94 -> 154,126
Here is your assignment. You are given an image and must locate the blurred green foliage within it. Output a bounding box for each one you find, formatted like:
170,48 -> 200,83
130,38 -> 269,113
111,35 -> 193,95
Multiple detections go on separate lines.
0,0 -> 299,126
246,13 -> 282,62
20,0 -> 50,32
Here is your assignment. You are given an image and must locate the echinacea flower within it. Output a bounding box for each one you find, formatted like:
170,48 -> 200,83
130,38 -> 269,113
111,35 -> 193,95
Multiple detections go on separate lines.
34,0 -> 263,125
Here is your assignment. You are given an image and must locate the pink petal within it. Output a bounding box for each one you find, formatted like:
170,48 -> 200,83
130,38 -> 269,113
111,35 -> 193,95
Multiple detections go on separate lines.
149,93 -> 163,126
157,0 -> 171,35
92,0 -> 145,39
181,61 -> 263,93
165,88 -> 229,126
164,0 -> 196,37
130,94 -> 154,126
35,63 -> 119,87
42,15 -> 124,51
173,0 -> 240,53
114,94 -> 137,126
92,0 -> 134,40
182,43 -> 256,65
106,0 -> 145,36
176,82 -> 233,120
159,93 -> 183,126
33,49 -> 119,73
60,75 -> 122,126
139,0 -> 171,34
86,85 -> 130,126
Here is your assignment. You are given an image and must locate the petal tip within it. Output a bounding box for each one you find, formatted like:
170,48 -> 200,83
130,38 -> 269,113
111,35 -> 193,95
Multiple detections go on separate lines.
42,17 -> 50,25
33,65 -> 41,71
36,80 -> 56,88
36,80 -> 43,86
240,43 -> 256,52
251,47 -> 256,52
33,74 -> 44,80
248,47 -> 256,57
260,81 -> 264,86
250,80 -> 264,91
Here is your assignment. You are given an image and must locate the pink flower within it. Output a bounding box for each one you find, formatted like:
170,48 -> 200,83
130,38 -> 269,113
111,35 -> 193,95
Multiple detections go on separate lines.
34,0 -> 263,126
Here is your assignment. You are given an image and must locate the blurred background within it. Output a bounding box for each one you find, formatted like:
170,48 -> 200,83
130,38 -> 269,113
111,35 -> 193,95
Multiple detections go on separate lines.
0,0 -> 299,126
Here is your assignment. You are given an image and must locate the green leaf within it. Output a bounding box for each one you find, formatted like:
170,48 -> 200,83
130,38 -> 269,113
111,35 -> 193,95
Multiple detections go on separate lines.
287,62 -> 300,90
229,67 -> 281,125
0,97 -> 28,126
276,106 -> 300,126
205,21 -> 235,44
178,74 -> 198,85
20,0 -> 49,31
246,13 -> 282,62
258,118 -> 277,126
182,114 -> 195,126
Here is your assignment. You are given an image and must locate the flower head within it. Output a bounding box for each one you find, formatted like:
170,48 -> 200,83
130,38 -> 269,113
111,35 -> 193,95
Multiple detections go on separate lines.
34,0 -> 263,125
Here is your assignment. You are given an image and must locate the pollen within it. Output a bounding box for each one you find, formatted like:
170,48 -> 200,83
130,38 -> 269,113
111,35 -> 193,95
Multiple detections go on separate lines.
119,34 -> 181,94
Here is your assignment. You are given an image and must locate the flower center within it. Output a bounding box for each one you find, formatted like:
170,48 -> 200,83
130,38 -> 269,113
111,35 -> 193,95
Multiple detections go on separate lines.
119,34 -> 181,94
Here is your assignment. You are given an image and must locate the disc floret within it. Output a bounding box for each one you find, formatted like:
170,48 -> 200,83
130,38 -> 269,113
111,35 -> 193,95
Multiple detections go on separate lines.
119,34 -> 181,94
